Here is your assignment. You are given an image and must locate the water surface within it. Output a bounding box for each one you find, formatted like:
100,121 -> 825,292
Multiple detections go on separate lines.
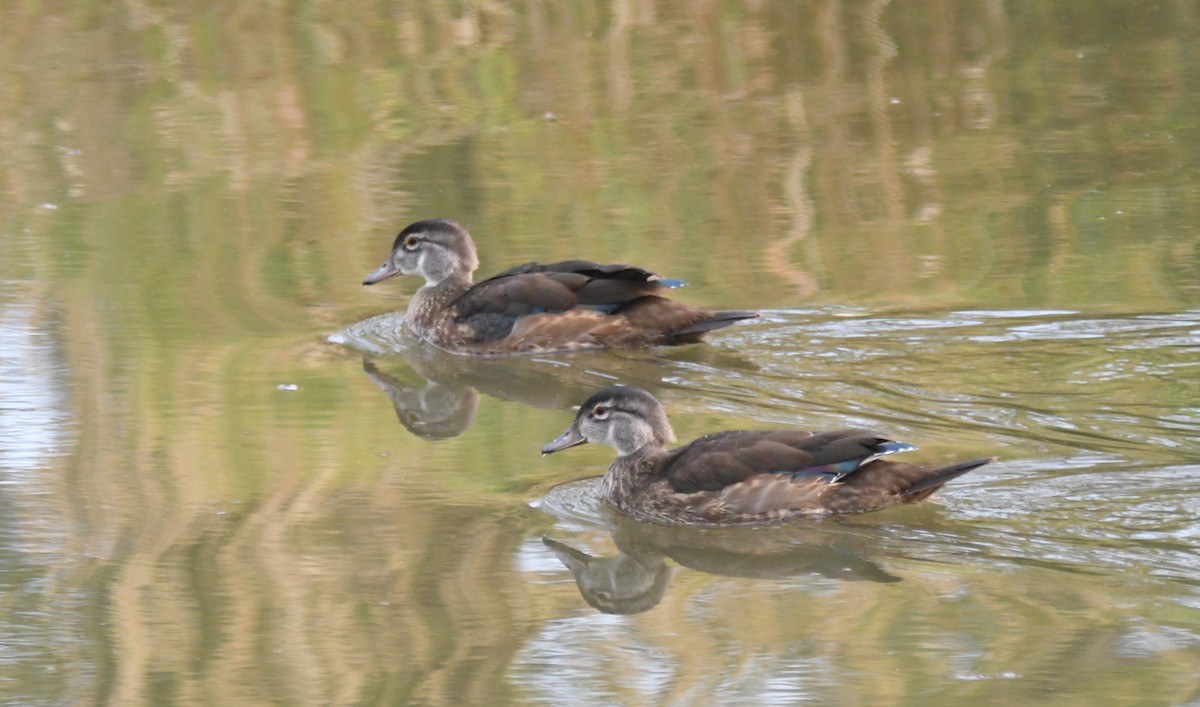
2,2 -> 1199,705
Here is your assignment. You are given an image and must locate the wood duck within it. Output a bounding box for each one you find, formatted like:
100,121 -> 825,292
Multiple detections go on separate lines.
542,386 -> 996,525
362,219 -> 758,355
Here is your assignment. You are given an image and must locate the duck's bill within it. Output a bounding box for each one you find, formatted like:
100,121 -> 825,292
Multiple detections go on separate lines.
541,426 -> 587,455
362,261 -> 400,285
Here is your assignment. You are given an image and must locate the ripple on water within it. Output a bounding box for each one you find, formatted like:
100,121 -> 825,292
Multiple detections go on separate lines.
969,314 -> 1200,343
953,309 -> 1080,318
328,311 -> 416,354
535,477 -> 615,531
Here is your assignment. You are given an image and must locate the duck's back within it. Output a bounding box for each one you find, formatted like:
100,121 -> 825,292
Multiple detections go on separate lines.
428,260 -> 754,354
453,260 -> 670,320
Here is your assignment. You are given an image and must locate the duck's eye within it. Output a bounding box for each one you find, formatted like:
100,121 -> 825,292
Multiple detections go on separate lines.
403,236 -> 420,251
592,404 -> 609,419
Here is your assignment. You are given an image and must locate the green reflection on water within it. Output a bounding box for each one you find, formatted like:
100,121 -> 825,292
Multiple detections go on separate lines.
2,1 -> 1199,705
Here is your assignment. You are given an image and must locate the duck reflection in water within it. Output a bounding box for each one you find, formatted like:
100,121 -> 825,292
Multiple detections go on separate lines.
360,345 -> 758,440
361,352 -> 627,440
362,359 -> 480,440
543,518 -> 899,615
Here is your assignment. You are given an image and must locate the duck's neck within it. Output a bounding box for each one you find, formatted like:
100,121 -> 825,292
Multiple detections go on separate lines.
404,273 -> 472,338
600,445 -> 665,510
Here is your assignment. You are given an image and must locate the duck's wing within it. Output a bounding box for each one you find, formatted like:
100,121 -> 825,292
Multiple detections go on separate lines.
453,260 -> 680,319
661,429 -> 912,494
665,430 -> 992,518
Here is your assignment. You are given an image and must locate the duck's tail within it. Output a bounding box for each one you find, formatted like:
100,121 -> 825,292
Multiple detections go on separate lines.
901,457 -> 997,496
666,310 -> 760,338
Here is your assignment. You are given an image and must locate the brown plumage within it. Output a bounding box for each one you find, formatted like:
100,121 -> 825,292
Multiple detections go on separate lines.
542,386 -> 996,525
362,219 -> 758,355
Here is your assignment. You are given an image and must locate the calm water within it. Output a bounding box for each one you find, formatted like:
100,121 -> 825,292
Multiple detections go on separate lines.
2,2 -> 1200,705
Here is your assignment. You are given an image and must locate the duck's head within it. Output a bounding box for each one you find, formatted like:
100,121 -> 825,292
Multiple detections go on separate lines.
362,219 -> 480,287
542,385 -> 676,457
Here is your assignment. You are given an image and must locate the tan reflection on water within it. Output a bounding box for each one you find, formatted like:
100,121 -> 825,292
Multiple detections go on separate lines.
2,1 -> 1199,704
